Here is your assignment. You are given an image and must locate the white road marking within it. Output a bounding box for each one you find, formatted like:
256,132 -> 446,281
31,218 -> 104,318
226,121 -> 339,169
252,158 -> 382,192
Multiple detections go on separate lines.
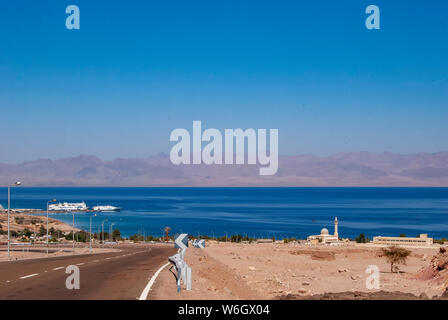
76,263 -> 84,266
53,267 -> 64,270
20,273 -> 38,279
138,262 -> 170,300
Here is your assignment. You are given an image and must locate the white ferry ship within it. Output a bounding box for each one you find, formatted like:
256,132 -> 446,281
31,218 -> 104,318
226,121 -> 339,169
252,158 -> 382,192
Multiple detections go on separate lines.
48,201 -> 87,211
92,205 -> 121,212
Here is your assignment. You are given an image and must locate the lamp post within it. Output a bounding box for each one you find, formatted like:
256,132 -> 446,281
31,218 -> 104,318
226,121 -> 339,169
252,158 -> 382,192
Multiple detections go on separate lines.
109,223 -> 115,242
89,213 -> 96,253
72,211 -> 75,254
101,219 -> 108,247
46,199 -> 56,255
7,181 -> 21,260
139,227 -> 145,243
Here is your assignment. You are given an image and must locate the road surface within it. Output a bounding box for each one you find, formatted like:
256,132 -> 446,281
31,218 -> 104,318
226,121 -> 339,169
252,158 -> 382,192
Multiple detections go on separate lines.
0,244 -> 176,299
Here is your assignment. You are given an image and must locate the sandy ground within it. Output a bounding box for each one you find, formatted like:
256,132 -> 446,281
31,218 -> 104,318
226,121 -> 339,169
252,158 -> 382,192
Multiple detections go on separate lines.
151,241 -> 446,300
0,246 -> 118,262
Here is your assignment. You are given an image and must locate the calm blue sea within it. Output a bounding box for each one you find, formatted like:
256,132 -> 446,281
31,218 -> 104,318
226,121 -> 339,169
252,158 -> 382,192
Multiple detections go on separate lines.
1,187 -> 447,239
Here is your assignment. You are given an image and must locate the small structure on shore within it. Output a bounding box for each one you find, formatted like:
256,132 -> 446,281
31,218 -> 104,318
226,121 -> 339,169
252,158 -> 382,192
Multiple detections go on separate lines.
307,217 -> 341,244
373,234 -> 433,247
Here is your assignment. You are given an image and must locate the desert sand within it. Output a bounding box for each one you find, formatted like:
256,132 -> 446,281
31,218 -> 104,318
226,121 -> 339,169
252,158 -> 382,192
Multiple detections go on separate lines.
150,241 -> 447,300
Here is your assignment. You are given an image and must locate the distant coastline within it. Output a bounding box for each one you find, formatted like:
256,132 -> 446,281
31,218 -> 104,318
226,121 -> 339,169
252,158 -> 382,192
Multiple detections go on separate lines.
2,187 -> 448,239
1,151 -> 448,187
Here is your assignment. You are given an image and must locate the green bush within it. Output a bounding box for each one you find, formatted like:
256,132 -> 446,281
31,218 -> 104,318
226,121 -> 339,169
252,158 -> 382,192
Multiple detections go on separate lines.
355,233 -> 370,243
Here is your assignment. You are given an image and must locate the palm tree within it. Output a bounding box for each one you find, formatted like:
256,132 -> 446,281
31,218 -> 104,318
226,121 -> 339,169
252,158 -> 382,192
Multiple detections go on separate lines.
378,246 -> 411,273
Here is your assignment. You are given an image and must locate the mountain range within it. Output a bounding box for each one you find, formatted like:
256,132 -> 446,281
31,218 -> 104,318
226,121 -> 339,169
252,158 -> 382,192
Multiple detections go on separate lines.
1,152 -> 448,187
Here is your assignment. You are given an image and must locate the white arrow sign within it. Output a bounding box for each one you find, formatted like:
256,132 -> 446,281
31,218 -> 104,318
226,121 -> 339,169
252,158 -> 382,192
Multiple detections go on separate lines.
174,233 -> 188,249
192,239 -> 205,249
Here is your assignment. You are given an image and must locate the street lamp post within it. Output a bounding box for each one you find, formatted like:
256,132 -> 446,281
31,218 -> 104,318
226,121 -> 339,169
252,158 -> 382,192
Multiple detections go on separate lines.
109,223 -> 115,242
89,213 -> 96,253
139,227 -> 145,243
7,181 -> 21,260
101,219 -> 108,247
72,211 -> 75,254
46,199 -> 56,255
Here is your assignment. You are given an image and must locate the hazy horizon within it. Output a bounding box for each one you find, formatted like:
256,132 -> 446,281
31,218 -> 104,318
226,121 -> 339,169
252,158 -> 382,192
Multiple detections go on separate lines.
1,151 -> 448,187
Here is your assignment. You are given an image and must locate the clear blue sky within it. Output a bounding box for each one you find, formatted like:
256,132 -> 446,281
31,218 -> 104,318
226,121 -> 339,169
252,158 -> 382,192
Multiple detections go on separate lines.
0,0 -> 447,163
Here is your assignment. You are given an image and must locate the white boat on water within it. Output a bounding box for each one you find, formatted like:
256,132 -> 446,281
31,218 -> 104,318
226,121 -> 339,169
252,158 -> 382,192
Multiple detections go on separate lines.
92,205 -> 121,212
48,201 -> 87,211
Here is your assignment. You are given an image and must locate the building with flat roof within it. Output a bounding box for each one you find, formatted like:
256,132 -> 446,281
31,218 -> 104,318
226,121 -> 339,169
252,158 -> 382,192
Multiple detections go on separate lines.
307,217 -> 341,244
372,234 -> 433,247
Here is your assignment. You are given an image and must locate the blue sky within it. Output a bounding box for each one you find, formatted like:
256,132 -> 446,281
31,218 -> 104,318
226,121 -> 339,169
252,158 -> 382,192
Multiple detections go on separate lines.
0,0 -> 447,163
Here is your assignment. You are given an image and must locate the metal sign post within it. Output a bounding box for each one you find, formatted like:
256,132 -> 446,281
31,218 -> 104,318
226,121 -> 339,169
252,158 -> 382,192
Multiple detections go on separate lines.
168,233 -> 192,292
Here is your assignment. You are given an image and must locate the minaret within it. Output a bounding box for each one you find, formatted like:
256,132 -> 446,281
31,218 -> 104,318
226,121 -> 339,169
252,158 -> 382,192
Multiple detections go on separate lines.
334,217 -> 338,238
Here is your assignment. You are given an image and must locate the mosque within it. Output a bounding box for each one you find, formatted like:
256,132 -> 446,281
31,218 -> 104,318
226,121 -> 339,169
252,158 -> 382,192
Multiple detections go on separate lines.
307,217 -> 341,244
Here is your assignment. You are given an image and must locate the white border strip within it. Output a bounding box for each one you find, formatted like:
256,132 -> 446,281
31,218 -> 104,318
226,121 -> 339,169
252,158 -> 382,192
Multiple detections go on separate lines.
20,273 -> 38,279
138,262 -> 170,300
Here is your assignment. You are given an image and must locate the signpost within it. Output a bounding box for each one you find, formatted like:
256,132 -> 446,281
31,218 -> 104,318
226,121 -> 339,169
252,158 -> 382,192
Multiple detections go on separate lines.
193,239 -> 205,249
174,233 -> 188,249
169,233 -> 191,292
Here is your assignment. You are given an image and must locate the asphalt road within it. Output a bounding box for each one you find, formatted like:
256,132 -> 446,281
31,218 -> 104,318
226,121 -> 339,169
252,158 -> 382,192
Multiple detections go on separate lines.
0,244 -> 176,299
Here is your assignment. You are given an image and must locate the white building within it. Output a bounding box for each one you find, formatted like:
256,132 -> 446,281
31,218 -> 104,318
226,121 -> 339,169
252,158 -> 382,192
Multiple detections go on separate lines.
307,217 -> 340,244
373,234 -> 433,247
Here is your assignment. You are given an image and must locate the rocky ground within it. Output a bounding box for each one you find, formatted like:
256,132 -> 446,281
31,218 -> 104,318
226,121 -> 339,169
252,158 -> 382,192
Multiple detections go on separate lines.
151,241 -> 447,300
0,212 -> 79,236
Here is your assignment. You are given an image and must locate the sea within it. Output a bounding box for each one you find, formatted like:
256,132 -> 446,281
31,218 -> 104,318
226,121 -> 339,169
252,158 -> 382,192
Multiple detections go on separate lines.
1,187 -> 448,239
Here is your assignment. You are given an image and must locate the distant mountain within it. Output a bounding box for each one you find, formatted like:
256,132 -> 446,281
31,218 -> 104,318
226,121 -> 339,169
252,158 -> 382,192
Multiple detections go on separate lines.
1,152 -> 448,186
